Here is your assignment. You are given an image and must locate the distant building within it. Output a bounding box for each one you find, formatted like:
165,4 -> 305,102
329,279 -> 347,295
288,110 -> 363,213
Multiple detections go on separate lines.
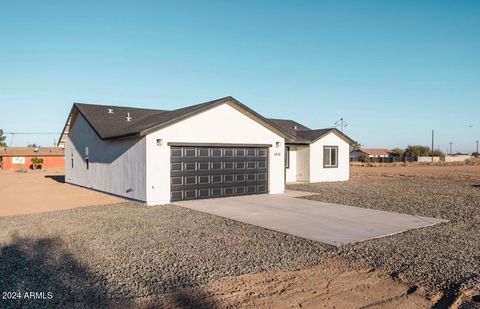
350,148 -> 392,161
0,147 -> 64,170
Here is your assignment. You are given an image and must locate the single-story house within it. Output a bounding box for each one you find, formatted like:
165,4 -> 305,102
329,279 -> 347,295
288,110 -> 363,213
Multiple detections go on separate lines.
60,96 -> 354,205
350,148 -> 392,161
0,147 -> 64,170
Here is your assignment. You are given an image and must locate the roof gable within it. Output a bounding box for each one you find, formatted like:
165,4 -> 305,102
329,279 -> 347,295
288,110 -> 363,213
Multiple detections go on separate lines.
66,97 -> 296,141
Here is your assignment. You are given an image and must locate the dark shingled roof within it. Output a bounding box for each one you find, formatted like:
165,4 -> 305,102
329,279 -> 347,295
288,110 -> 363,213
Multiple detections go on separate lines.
267,119 -> 354,144
72,97 -> 296,140
67,96 -> 354,144
74,103 -> 167,139
267,119 -> 311,137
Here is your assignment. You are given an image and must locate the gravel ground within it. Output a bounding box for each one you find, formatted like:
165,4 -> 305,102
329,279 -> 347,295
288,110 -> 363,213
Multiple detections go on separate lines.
0,203 -> 333,308
289,178 -> 480,305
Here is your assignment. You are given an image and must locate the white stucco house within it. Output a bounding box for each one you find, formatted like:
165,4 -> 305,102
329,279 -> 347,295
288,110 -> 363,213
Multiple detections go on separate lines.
59,96 -> 354,205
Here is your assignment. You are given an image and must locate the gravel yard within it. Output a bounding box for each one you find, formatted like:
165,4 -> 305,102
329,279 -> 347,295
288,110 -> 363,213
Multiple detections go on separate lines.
289,178 -> 480,305
0,203 -> 333,308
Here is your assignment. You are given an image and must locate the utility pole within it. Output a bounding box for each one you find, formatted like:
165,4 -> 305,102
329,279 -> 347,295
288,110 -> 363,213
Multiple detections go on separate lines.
476,140 -> 479,155
449,142 -> 453,155
431,129 -> 435,162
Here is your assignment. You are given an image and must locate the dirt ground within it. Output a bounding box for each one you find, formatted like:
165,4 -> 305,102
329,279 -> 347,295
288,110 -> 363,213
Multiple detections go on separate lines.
351,164 -> 480,182
0,169 -> 120,216
153,258 -> 431,309
2,165 -> 476,308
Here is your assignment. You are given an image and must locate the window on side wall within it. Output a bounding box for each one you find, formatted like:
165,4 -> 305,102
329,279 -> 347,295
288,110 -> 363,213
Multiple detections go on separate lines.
285,146 -> 290,168
323,146 -> 338,168
85,146 -> 89,170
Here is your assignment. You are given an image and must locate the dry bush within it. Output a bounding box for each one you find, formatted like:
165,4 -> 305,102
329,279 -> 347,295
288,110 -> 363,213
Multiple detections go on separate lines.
466,158 -> 480,166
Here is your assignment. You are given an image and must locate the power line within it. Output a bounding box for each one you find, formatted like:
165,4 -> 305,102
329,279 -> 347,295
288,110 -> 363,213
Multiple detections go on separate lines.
4,132 -> 60,134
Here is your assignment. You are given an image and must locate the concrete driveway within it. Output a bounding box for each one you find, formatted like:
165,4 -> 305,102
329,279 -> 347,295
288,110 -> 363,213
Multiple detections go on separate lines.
173,190 -> 447,246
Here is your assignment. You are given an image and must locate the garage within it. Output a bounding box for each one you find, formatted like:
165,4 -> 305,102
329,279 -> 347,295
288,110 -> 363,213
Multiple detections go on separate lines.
170,145 -> 269,201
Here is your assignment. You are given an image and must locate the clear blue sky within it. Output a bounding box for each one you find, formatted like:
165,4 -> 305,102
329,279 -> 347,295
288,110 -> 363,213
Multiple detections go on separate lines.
0,0 -> 478,153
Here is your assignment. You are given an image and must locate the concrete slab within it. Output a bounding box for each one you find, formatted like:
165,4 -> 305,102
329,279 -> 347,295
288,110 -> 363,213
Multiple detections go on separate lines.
173,190 -> 448,246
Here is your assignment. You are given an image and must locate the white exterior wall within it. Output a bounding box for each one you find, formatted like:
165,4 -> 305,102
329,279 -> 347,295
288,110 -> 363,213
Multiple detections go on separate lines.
145,102 -> 286,205
65,114 -> 147,201
418,156 -> 441,163
309,132 -> 350,182
444,155 -> 472,162
285,146 -> 297,183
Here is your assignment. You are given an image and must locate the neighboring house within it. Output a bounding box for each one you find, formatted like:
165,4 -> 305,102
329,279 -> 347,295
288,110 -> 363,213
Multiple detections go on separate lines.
0,147 -> 64,170
60,96 -> 354,205
350,148 -> 391,161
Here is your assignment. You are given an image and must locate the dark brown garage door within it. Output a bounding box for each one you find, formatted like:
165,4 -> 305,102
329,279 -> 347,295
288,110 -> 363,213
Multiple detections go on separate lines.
170,146 -> 269,201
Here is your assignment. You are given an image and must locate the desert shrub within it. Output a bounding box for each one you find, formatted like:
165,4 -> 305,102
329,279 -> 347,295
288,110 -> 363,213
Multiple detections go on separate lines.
466,158 -> 480,166
31,157 -> 44,170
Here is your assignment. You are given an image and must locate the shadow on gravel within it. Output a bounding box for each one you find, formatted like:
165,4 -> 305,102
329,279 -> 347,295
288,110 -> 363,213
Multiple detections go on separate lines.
0,234 -> 127,309
140,274 -> 219,309
44,175 -> 65,183
472,184 -> 480,188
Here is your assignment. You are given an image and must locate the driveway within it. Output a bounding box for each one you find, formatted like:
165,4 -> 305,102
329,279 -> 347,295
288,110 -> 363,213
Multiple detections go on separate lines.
173,190 -> 447,246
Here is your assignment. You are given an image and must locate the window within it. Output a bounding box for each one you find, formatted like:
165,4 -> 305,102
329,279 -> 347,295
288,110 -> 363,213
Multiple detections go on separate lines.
323,146 -> 338,168
85,147 -> 89,170
285,146 -> 290,168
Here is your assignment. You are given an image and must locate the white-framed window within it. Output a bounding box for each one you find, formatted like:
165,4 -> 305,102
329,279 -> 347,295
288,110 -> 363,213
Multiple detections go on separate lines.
323,146 -> 338,168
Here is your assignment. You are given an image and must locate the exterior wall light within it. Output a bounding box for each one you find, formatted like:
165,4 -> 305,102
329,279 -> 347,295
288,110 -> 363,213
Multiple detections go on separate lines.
276,141 -> 281,148
156,139 -> 163,146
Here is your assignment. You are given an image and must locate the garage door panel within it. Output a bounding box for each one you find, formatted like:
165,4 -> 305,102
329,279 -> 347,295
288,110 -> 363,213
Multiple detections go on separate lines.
171,156 -> 267,163
170,146 -> 268,201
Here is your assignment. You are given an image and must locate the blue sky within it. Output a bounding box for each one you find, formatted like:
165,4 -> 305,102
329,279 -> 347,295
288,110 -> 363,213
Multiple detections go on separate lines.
0,0 -> 478,153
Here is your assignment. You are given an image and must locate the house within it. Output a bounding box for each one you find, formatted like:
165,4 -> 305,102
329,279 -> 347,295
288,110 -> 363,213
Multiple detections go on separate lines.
268,119 -> 353,183
0,147 -> 64,170
350,148 -> 391,161
60,96 -> 354,205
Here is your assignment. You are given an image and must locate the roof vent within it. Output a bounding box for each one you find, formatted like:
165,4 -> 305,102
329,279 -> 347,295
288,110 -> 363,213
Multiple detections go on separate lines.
107,108 -> 114,114
294,126 -> 298,130
126,112 -> 132,122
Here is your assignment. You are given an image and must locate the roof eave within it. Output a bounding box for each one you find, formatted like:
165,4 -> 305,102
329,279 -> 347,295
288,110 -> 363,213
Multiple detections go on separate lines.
138,97 -> 297,141
309,128 -> 355,145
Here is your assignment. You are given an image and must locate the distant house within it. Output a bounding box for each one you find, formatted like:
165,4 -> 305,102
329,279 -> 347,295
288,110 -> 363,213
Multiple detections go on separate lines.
350,148 -> 392,161
0,147 -> 65,170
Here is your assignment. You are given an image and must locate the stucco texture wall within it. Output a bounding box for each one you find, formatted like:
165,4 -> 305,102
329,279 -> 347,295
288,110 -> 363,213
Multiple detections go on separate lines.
309,132 -> 350,182
145,102 -> 286,205
1,156 -> 64,170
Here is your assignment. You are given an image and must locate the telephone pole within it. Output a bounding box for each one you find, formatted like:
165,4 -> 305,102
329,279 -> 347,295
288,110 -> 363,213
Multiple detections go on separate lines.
431,130 -> 435,162
449,142 -> 453,155
476,140 -> 479,155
